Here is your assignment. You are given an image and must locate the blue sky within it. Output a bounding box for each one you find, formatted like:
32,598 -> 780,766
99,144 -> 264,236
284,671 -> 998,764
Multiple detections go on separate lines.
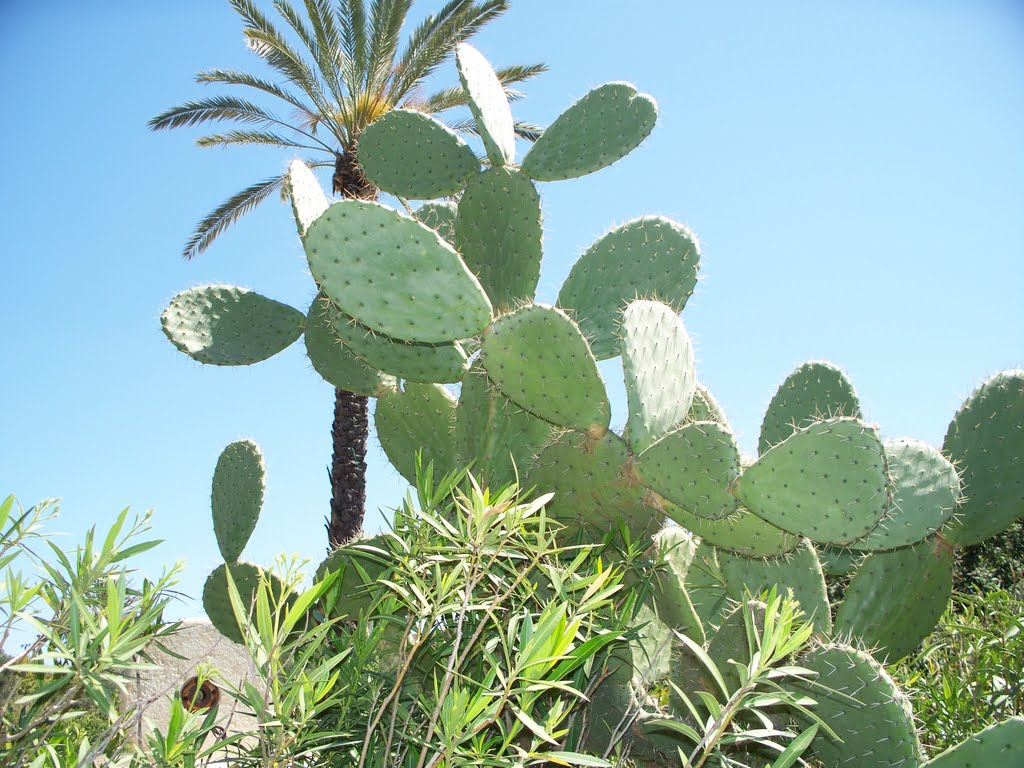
2,1 -> 1022,618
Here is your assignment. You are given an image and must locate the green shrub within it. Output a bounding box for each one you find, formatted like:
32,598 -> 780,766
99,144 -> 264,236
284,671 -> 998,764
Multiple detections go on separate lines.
955,519 -> 1024,597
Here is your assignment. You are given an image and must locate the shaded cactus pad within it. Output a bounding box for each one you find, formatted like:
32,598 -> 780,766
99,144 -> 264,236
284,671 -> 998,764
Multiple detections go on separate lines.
375,383 -> 458,485
303,295 -> 396,397
305,200 -> 492,343
162,285 -> 304,366
211,439 -> 265,562
203,562 -> 288,645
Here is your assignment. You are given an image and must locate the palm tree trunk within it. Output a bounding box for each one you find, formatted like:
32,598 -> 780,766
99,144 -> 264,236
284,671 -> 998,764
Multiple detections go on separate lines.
326,149 -> 378,550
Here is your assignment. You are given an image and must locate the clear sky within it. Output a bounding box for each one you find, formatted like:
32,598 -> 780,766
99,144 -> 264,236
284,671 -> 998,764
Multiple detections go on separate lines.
2,1 -> 1022,618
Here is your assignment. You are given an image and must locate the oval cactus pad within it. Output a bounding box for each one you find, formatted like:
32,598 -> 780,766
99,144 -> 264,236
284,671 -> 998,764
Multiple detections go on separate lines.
557,217 -> 700,360
733,418 -> 889,545
415,201 -> 458,244
203,562 -> 288,645
359,110 -> 478,199
522,82 -> 657,182
375,383 -> 458,485
851,438 -> 960,551
305,200 -> 492,343
758,361 -> 862,455
456,43 -> 515,167
455,167 -> 542,312
941,369 -> 1024,547
211,439 -> 265,563
481,304 -> 610,434
621,300 -> 696,452
666,503 -> 799,557
162,285 -> 305,366
304,295 -> 396,396
286,159 -> 329,237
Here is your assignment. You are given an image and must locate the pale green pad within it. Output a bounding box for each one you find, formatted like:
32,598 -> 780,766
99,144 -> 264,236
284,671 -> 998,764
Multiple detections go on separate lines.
851,438 -> 960,551
358,109 -> 478,199
211,440 -> 265,562
162,285 -> 305,366
556,217 -> 700,360
734,418 -> 889,545
791,643 -> 922,768
305,200 -> 492,343
374,383 -> 458,485
316,534 -> 390,618
286,159 -> 329,237
758,361 -> 862,455
688,384 -> 731,429
414,201 -> 457,244
719,540 -> 832,633
325,302 -> 469,384
923,717 -> 1024,768
942,369 -> 1024,547
303,295 -> 396,396
526,431 -> 659,545
817,544 -> 864,576
456,43 -> 515,167
454,361 -> 552,491
646,526 -> 705,644
481,305 -> 610,434
455,167 -> 542,311
637,422 -> 740,520
203,562 -> 287,645
835,537 -> 953,662
666,502 -> 799,557
621,300 -> 696,452
684,541 -> 731,631
521,82 -> 657,182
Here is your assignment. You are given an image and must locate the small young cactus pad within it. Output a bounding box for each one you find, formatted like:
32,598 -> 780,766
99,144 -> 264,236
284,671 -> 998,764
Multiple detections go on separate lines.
211,440 -> 265,563
521,82 -> 657,182
305,200 -> 492,343
358,110 -> 479,199
456,43 -> 515,167
414,201 -> 458,244
557,217 -> 700,360
621,300 -> 696,452
161,285 -> 305,366
733,418 -> 889,545
455,167 -> 542,312
758,361 -> 862,455
286,159 -> 329,237
303,296 -> 396,397
481,304 -> 610,434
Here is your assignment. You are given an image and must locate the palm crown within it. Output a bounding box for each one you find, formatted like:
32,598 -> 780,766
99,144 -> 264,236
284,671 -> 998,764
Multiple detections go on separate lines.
150,0 -> 545,259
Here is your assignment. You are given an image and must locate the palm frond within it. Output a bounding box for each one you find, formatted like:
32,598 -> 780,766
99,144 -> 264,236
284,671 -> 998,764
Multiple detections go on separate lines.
388,1 -> 510,101
182,174 -> 287,260
415,62 -> 547,113
196,130 -> 330,153
303,0 -> 347,104
338,0 -> 370,82
272,0 -> 319,59
447,116 -> 543,143
366,0 -> 412,94
148,95 -> 282,131
194,68 -> 312,114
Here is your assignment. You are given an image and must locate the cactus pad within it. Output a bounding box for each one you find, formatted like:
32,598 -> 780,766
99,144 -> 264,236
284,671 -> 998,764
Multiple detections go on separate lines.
687,384 -> 731,428
621,300 -> 696,452
719,540 -> 832,633
637,422 -> 740,520
521,82 -> 657,182
162,285 -> 305,366
557,217 -> 700,359
316,534 -> 391,618
358,109 -> 478,199
733,418 -> 889,545
941,369 -> 1024,547
211,440 -> 265,562
665,503 -> 799,557
526,431 -> 658,544
851,438 -> 960,551
454,361 -> 552,490
414,201 -> 457,244
286,159 -> 329,237
758,361 -> 862,455
792,642 -> 922,768
203,562 -> 287,645
684,541 -> 732,630
481,305 -> 610,434
455,167 -> 542,311
816,544 -> 864,576
923,717 -> 1024,768
456,43 -> 515,167
325,303 -> 469,384
305,200 -> 492,343
835,536 -> 953,662
303,295 -> 396,396
375,383 -> 458,485
646,527 -> 705,644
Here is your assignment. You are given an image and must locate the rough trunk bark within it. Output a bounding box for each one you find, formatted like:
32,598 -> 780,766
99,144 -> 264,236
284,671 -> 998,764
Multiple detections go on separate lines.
326,149 -> 378,550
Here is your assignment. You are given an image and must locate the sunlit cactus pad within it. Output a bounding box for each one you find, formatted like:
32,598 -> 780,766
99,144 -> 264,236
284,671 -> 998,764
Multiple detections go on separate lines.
162,285 -> 304,365
456,43 -> 515,166
211,439 -> 265,563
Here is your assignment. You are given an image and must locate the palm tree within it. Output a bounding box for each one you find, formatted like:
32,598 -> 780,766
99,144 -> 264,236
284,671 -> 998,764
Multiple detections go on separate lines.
150,0 -> 545,549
